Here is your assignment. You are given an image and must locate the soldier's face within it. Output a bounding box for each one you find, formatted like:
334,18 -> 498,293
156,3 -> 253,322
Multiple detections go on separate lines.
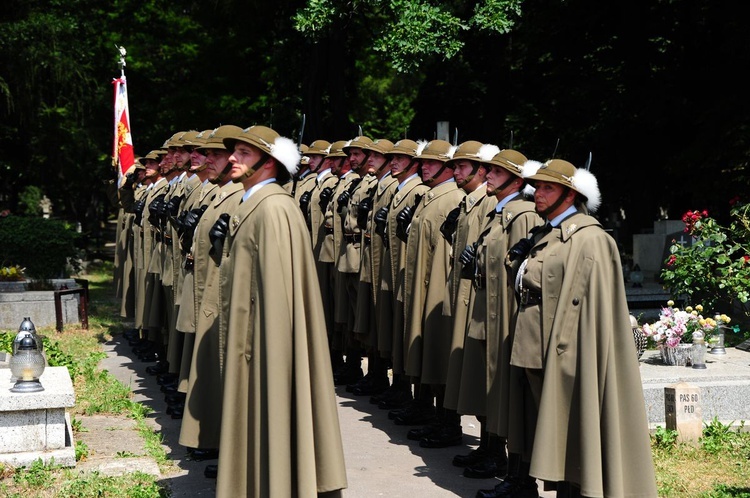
307,154 -> 324,172
534,180 -> 575,218
452,160 -> 476,185
189,148 -> 207,171
389,154 -> 412,176
348,148 -> 366,169
367,151 -> 387,174
228,142 -> 264,181
174,147 -> 190,169
144,160 -> 160,178
420,159 -> 443,182
486,166 -> 514,196
160,150 -> 175,174
205,149 -> 231,180
331,157 -> 347,176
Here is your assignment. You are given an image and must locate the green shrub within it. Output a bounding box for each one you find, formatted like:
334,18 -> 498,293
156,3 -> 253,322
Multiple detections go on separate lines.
0,214 -> 80,279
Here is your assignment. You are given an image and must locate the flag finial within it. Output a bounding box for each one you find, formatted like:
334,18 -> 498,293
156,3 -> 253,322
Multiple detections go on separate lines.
116,45 -> 127,77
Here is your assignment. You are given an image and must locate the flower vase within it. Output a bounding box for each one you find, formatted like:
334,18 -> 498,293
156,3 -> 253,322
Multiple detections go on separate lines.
659,344 -> 692,366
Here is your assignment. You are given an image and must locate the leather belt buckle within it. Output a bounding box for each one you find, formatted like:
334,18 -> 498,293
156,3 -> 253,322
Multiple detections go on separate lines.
184,255 -> 194,271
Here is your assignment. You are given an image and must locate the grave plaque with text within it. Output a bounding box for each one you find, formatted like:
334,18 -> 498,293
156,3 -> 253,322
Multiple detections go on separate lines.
665,382 -> 702,443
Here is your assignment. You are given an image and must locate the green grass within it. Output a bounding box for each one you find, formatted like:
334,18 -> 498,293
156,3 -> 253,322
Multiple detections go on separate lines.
0,260 -> 170,496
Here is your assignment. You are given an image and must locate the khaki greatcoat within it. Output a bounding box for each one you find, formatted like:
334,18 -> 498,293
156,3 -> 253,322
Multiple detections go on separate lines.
403,179 -> 465,384
508,212 -> 657,497
216,183 -> 347,498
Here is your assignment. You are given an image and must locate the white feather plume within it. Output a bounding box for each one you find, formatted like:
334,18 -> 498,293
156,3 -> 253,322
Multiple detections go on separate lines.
522,184 -> 536,197
447,145 -> 457,159
520,160 -> 543,178
478,144 -> 500,162
415,140 -> 429,156
270,136 -> 301,175
572,168 -> 601,212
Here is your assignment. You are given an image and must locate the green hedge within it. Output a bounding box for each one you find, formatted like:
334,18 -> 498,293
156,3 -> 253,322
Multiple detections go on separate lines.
0,215 -> 79,279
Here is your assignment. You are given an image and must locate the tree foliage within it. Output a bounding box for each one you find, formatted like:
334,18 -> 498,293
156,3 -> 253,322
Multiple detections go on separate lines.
0,0 -> 749,259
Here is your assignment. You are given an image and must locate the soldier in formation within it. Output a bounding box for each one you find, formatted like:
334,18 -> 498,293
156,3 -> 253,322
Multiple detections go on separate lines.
114,125 -> 656,498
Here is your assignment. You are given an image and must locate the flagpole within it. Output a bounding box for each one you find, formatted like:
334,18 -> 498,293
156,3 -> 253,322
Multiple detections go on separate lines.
113,46 -> 135,183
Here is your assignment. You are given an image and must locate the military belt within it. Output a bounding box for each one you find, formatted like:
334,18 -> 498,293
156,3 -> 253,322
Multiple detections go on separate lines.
520,288 -> 542,307
363,233 -> 372,245
184,255 -> 194,271
324,225 -> 334,235
344,233 -> 361,244
163,234 -> 173,246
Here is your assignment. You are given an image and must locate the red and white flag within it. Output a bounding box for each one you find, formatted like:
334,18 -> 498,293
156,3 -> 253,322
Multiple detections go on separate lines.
112,75 -> 135,182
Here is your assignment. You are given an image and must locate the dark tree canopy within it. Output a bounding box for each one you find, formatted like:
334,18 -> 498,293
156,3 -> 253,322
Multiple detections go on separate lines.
1,0 -> 748,253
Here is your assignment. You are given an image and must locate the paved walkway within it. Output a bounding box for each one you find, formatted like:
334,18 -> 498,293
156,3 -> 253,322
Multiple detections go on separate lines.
93,331 -> 555,497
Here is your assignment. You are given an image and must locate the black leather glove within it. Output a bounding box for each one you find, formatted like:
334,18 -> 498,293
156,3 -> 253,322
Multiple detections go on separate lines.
133,199 -> 146,225
336,190 -> 351,212
148,194 -> 166,226
123,172 -> 136,189
319,187 -> 334,210
166,195 -> 183,217
299,191 -> 312,213
396,205 -> 414,243
507,237 -> 533,262
356,197 -> 373,229
175,210 -> 188,235
374,206 -> 389,237
440,206 -> 461,244
459,244 -> 476,279
180,206 -> 207,253
209,213 -> 231,256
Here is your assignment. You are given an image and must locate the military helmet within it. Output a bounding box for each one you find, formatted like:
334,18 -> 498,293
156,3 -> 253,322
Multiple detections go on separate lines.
326,140 -> 348,158
342,135 -> 373,153
525,158 -> 601,212
386,139 -> 419,157
415,139 -> 455,163
162,132 -> 183,149
175,130 -> 200,150
299,144 -> 310,165
223,125 -> 301,175
184,129 -> 212,150
483,149 -> 529,177
306,139 -> 331,156
366,139 -> 394,155
196,125 -> 244,151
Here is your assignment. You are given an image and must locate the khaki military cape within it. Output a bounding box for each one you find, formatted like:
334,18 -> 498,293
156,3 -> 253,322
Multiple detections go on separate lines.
309,169 -> 340,340
384,175 -> 429,372
216,183 -> 347,498
465,197 -> 541,433
357,172 -> 398,347
403,179 -> 465,384
511,212 -> 657,497
178,181 -> 243,450
443,186 -> 496,412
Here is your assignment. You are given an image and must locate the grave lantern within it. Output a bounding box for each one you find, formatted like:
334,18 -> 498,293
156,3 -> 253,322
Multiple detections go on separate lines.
709,315 -> 727,355
691,330 -> 707,369
10,334 -> 46,393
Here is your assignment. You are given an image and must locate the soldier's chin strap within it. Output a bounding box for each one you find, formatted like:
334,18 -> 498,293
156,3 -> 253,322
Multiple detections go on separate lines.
456,161 -> 481,189
212,160 -> 234,185
538,186 -> 571,218
233,152 -> 270,183
393,158 -> 418,179
423,161 -> 450,185
486,174 -> 519,197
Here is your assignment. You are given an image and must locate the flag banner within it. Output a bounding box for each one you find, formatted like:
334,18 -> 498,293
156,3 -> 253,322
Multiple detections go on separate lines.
113,75 -> 134,180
